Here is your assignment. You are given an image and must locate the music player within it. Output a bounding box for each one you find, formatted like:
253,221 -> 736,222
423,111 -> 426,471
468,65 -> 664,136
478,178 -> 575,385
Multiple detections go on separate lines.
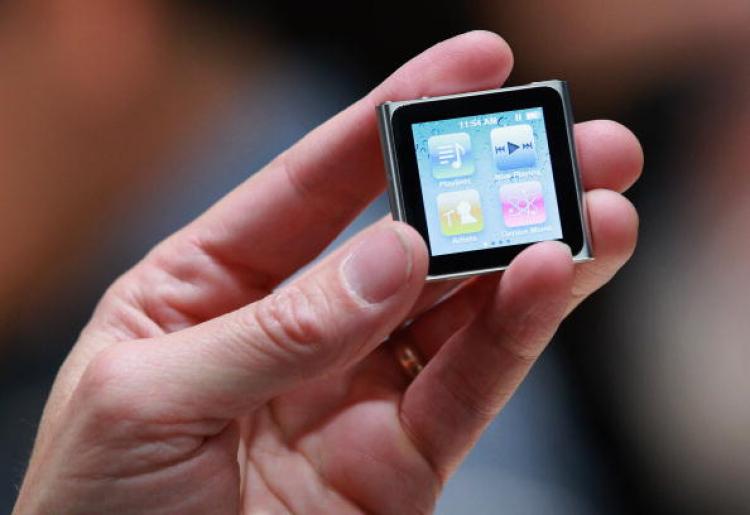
377,80 -> 592,280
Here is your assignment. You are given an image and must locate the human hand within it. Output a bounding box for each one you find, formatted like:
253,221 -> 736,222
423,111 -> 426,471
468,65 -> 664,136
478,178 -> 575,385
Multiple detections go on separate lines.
14,31 -> 642,514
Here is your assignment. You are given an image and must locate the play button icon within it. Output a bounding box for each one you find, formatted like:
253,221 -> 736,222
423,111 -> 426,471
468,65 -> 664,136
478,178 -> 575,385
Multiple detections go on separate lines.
491,124 -> 537,171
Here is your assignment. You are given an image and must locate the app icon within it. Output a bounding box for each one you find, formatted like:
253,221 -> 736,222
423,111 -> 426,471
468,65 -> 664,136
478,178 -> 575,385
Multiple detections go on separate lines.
499,181 -> 547,227
437,189 -> 484,236
490,124 -> 537,171
428,132 -> 474,179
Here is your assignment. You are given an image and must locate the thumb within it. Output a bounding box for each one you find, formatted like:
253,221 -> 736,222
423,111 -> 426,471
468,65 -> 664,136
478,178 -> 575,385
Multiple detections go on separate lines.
81,222 -> 427,420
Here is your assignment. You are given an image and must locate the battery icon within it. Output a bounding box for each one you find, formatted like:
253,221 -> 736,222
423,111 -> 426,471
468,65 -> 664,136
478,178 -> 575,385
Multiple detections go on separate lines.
525,110 -> 542,121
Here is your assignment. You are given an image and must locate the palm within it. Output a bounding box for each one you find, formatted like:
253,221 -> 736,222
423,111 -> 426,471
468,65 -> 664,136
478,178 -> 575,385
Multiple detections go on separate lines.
239,347 -> 437,513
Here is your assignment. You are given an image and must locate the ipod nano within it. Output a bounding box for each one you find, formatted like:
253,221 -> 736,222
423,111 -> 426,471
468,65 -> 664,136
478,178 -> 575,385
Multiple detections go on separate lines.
377,80 -> 592,281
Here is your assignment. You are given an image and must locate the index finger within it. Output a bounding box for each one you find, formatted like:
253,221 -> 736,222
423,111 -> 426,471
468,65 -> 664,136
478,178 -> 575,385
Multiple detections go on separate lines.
164,31 -> 514,287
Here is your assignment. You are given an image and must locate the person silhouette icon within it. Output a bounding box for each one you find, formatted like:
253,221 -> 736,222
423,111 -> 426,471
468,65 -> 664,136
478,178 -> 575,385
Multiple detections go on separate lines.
456,200 -> 477,225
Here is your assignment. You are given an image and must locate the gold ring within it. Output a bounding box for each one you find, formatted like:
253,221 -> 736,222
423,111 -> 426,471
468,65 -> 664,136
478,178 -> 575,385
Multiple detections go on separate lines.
394,343 -> 425,379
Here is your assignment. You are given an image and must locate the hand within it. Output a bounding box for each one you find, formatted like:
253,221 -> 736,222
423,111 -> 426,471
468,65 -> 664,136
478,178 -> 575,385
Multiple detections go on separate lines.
14,32 -> 642,514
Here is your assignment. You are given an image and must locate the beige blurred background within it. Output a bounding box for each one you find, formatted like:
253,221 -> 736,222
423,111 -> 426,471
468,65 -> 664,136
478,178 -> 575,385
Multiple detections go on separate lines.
1,1 -> 749,513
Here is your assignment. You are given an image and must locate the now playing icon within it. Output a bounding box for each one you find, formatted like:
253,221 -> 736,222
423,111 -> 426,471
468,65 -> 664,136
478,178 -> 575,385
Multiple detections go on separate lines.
503,141 -> 532,154
490,124 -> 537,171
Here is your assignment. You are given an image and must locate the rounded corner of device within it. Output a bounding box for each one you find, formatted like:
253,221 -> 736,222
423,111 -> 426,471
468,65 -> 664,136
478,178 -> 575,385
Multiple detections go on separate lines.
536,81 -> 567,99
378,101 -> 407,120
572,238 -> 594,263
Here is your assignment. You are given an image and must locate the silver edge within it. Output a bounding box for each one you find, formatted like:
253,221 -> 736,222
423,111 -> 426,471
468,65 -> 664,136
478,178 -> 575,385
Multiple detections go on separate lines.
427,255 -> 594,282
377,103 -> 406,221
555,80 -> 594,265
378,81 -> 568,110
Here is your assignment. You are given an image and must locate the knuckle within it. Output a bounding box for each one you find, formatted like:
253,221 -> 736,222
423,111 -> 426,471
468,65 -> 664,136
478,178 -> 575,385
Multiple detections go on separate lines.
571,261 -> 614,302
498,336 -> 541,366
76,347 -> 142,423
252,282 -> 338,366
440,363 -> 502,423
484,311 -> 552,365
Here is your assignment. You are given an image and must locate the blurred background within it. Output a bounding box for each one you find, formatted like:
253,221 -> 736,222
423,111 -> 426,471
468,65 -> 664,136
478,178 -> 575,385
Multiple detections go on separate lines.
1,1 -> 749,513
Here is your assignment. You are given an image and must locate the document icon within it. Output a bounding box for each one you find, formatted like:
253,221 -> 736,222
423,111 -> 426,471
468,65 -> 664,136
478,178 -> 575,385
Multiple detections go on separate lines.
491,124 -> 537,171
428,132 -> 474,179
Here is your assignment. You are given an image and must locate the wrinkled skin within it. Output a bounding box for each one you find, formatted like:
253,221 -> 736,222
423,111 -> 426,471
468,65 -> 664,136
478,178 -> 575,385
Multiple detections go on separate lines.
14,32 -> 642,514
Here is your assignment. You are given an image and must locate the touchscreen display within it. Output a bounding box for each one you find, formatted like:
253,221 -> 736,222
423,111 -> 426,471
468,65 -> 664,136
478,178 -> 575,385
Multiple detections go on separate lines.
411,107 -> 563,257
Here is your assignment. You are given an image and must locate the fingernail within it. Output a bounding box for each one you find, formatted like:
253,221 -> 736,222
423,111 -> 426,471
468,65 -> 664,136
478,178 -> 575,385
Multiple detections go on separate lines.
342,226 -> 412,304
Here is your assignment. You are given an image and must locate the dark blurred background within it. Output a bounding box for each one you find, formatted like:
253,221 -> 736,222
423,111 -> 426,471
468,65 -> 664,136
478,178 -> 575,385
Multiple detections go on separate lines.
2,1 -> 749,513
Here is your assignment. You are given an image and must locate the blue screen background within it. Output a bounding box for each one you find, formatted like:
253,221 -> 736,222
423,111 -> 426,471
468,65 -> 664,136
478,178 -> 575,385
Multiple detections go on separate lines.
412,107 -> 563,257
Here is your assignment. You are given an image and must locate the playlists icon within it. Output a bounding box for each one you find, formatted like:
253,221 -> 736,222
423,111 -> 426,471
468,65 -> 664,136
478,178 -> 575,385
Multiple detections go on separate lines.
428,132 -> 475,179
490,124 -> 537,171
